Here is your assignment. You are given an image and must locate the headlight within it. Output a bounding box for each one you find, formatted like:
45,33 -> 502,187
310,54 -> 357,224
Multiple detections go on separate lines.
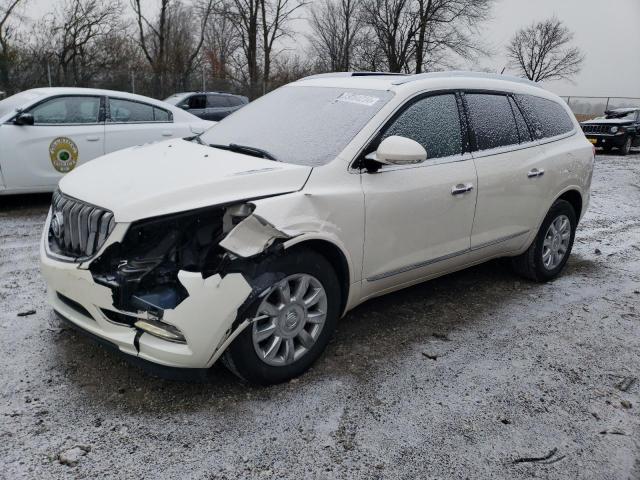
610,126 -> 619,133
89,203 -> 255,313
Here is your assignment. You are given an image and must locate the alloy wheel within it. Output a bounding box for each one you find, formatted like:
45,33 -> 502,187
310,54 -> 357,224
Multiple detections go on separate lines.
542,214 -> 571,270
252,274 -> 328,366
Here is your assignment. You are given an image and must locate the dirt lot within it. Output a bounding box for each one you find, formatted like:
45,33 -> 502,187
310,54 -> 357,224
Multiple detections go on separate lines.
1,152 -> 639,479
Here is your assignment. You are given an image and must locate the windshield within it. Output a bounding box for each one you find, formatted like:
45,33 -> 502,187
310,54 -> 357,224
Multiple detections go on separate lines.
0,90 -> 47,119
604,110 -> 637,120
199,86 -> 394,166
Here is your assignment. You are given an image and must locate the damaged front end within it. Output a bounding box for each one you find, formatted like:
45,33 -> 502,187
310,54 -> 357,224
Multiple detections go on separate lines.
86,201 -> 292,354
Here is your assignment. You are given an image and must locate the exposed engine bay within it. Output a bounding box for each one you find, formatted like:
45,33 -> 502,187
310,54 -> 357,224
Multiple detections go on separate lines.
87,202 -> 290,326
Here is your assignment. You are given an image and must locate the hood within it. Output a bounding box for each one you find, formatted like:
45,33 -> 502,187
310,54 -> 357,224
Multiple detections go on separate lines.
581,118 -> 633,125
59,139 -> 312,222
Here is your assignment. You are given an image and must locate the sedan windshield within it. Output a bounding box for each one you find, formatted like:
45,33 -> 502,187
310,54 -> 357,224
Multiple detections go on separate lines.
199,86 -> 394,166
0,90 -> 47,119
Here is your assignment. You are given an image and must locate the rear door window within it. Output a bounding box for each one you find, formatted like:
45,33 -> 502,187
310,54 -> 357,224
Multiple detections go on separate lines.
465,93 -> 519,151
226,96 -> 244,107
108,98 -> 155,123
153,107 -> 171,122
509,97 -> 532,143
381,93 -> 462,160
188,95 -> 207,109
515,94 -> 574,139
207,95 -> 230,108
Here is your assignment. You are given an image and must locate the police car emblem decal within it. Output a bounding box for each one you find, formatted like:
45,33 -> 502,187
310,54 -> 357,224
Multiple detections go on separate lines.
49,137 -> 79,173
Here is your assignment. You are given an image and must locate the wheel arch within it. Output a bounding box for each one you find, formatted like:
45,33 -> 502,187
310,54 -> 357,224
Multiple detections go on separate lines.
284,236 -> 352,316
556,188 -> 583,222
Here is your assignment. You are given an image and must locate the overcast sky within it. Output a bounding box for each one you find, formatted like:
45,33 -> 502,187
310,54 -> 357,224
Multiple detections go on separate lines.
479,0 -> 640,98
21,0 -> 640,99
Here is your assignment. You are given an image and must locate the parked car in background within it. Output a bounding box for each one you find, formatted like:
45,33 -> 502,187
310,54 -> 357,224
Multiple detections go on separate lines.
164,91 -> 249,121
41,72 -> 593,385
581,108 -> 640,155
0,88 -> 213,194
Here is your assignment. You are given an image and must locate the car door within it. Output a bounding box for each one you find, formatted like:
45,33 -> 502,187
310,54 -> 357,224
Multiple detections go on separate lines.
204,94 -> 231,121
0,94 -> 105,191
104,97 -> 176,153
360,92 -> 478,298
184,94 -> 207,119
465,92 -> 552,256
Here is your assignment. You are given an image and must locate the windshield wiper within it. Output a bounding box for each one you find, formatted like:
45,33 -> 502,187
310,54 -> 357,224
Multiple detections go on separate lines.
208,143 -> 279,161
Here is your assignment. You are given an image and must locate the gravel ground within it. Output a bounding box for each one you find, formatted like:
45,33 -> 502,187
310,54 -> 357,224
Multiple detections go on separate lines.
1,152 -> 639,479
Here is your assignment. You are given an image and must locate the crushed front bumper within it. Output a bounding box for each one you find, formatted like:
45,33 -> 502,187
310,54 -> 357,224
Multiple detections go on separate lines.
40,223 -> 253,370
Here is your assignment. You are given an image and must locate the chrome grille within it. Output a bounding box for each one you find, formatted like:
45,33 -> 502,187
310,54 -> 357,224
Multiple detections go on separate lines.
582,124 -> 610,134
48,190 -> 115,261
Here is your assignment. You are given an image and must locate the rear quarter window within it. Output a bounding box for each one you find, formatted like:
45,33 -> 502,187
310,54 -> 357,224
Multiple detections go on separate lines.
515,94 -> 574,139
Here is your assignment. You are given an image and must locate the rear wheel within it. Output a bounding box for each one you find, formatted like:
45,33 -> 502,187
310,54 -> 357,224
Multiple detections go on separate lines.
511,199 -> 577,282
223,248 -> 340,385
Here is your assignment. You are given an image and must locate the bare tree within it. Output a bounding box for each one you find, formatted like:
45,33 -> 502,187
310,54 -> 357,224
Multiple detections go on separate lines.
228,0 -> 261,97
362,0 -> 417,72
203,1 -> 241,84
132,0 -> 215,97
507,17 -> 584,82
260,0 -> 304,94
0,0 -> 27,93
308,0 -> 364,72
46,0 -> 124,86
413,0 -> 492,73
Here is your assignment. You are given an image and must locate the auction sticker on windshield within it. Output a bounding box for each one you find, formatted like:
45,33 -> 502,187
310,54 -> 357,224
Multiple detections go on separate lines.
335,92 -> 380,107
49,137 -> 79,173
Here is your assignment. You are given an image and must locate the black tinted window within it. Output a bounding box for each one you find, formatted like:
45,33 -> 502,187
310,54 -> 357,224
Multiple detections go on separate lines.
109,99 -> 154,122
509,97 -> 531,142
465,94 -> 519,150
226,96 -> 244,107
188,95 -> 206,109
382,94 -> 462,159
515,94 -> 574,139
207,95 -> 229,108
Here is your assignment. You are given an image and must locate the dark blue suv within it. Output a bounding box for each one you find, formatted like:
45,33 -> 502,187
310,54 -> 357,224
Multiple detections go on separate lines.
164,92 -> 249,121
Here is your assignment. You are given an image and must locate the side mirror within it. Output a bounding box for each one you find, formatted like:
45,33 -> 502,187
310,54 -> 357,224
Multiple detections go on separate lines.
368,136 -> 427,166
179,104 -> 190,110
14,112 -> 34,126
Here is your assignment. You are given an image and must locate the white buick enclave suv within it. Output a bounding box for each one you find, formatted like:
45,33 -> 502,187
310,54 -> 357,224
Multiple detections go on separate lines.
41,72 -> 594,384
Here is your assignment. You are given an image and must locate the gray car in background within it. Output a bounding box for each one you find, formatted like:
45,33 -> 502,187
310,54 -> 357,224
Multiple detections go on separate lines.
164,91 -> 249,121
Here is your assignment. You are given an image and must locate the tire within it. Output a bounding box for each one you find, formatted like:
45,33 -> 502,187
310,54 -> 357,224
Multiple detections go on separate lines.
619,136 -> 632,156
223,248 -> 341,385
511,199 -> 577,282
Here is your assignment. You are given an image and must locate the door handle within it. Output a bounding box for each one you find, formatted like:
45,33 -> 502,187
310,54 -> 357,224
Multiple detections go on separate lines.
451,183 -> 474,195
527,168 -> 545,178
161,131 -> 173,137
86,136 -> 100,142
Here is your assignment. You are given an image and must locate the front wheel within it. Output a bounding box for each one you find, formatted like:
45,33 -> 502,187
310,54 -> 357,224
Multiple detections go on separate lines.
511,199 -> 577,282
223,248 -> 340,385
619,136 -> 632,156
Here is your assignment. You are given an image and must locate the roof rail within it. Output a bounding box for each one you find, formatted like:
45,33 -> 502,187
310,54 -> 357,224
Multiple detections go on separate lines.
392,71 -> 543,88
300,71 -> 409,81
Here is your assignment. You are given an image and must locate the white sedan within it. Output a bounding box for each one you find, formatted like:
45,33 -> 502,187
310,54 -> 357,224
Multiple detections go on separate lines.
0,87 -> 213,194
